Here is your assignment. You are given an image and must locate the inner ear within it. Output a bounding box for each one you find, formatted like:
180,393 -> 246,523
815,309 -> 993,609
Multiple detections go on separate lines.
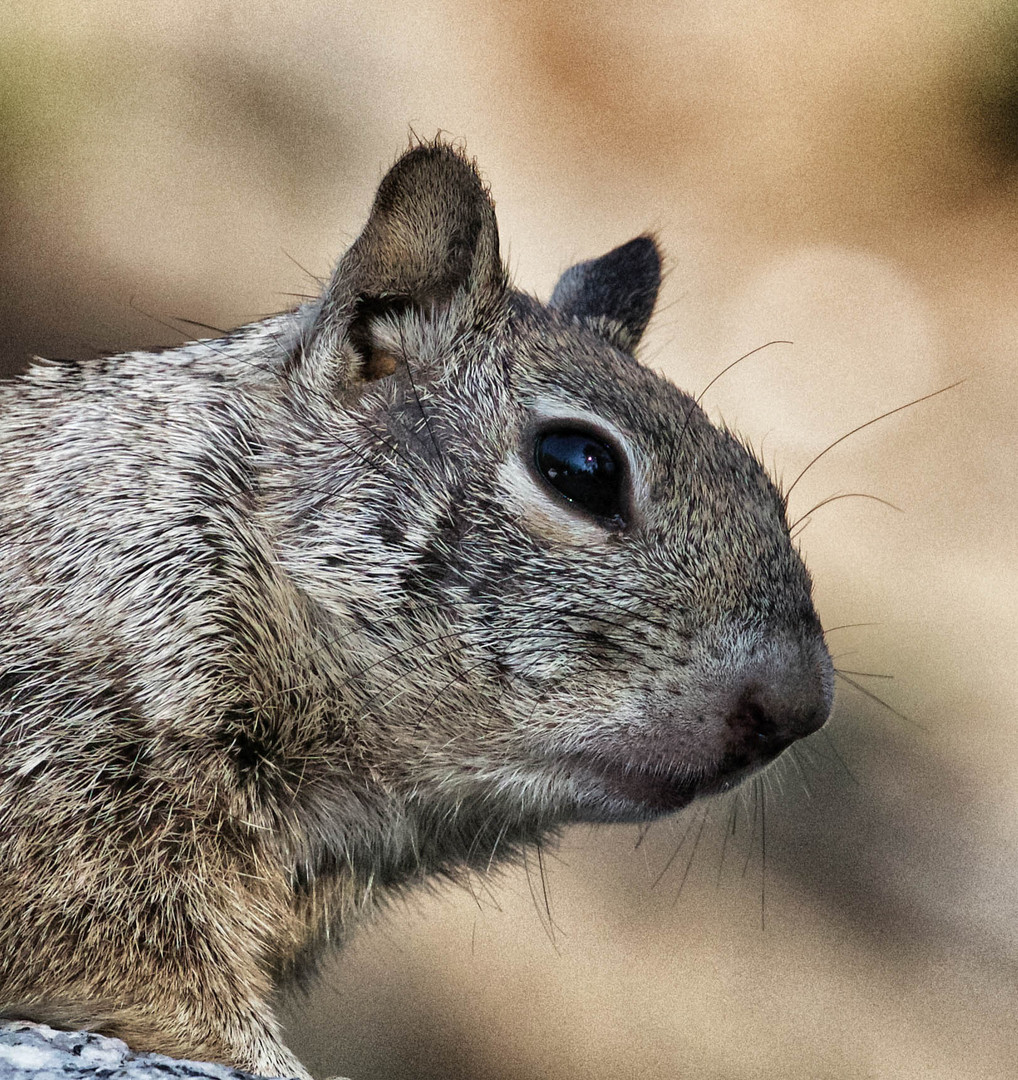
347,296 -> 412,382
298,143 -> 507,393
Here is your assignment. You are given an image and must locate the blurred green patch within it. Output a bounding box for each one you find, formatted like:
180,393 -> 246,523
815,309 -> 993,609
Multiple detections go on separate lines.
966,2 -> 1018,167
0,35 -> 349,202
0,37 -> 135,185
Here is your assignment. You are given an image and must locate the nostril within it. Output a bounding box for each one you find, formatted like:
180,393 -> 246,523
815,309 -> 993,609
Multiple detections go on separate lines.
724,673 -> 829,766
729,697 -> 775,744
710,633 -> 833,771
726,694 -> 789,763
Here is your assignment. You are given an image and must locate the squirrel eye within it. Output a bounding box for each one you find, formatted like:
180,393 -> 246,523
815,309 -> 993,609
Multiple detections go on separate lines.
534,428 -> 627,524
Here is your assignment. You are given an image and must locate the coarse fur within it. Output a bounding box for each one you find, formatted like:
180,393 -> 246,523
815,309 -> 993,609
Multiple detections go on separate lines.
0,142 -> 833,1079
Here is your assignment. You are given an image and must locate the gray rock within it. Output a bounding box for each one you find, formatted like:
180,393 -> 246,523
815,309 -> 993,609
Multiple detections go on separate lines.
0,1023 -> 278,1080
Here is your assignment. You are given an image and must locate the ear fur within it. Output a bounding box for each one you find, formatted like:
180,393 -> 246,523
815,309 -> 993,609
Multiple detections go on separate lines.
300,142 -> 506,387
549,235 -> 661,353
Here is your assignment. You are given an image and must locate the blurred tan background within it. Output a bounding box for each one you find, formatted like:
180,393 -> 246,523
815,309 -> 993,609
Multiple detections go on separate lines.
3,1 -> 1017,1077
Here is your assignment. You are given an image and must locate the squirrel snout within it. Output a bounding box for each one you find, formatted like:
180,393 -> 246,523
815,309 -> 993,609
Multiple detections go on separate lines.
721,642 -> 832,767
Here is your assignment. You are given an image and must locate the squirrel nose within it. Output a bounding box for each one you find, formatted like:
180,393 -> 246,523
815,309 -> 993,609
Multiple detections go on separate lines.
723,642 -> 832,766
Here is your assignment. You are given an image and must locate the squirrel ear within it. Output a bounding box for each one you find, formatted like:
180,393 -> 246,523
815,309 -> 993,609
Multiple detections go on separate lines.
300,142 -> 505,385
549,236 -> 661,353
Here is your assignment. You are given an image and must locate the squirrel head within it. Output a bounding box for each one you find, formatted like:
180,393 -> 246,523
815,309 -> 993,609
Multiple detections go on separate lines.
271,142 -> 832,827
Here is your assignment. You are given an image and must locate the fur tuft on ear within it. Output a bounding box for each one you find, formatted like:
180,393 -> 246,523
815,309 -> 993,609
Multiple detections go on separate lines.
299,141 -> 506,388
549,235 -> 661,353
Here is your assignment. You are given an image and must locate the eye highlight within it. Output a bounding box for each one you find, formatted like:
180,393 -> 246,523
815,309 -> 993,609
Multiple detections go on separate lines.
534,427 -> 628,525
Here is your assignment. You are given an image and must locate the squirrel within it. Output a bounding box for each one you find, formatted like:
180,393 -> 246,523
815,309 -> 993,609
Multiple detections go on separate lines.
0,142 -> 833,1080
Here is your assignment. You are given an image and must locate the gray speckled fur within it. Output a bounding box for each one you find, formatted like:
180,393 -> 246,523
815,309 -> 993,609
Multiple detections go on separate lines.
0,1022 -> 304,1080
0,143 -> 832,1079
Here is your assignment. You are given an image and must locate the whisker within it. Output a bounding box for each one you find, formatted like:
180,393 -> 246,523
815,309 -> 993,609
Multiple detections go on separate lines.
127,296 -> 202,342
279,248 -> 325,284
833,668 -> 893,680
695,340 -> 793,406
398,321 -> 446,470
819,728 -> 862,788
823,622 -> 877,636
673,802 -> 710,906
652,807 -> 703,889
759,785 -> 767,931
677,340 -> 793,454
785,380 -> 964,500
834,671 -> 922,730
523,846 -> 560,952
741,778 -> 760,880
788,492 -> 902,531
172,316 -> 230,336
717,796 -> 739,886
411,657 -> 510,731
536,841 -> 562,938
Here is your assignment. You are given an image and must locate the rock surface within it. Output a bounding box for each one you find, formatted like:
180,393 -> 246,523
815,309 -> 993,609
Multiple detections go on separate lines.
0,1023 -> 265,1080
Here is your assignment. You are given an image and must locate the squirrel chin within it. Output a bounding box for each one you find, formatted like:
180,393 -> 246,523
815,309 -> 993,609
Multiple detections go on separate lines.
563,744 -> 790,822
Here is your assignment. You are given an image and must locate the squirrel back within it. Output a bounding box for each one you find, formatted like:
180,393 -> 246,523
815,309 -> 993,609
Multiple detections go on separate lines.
0,143 -> 832,1079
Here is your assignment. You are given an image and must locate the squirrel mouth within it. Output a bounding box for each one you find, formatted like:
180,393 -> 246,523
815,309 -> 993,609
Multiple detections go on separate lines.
565,753 -> 708,816
563,747 -> 771,820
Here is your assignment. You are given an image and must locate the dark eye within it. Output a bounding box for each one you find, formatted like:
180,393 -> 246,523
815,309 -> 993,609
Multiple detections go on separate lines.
534,428 -> 627,524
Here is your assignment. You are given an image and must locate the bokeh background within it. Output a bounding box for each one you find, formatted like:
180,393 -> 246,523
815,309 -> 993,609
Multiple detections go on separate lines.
3,2 -> 1017,1077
